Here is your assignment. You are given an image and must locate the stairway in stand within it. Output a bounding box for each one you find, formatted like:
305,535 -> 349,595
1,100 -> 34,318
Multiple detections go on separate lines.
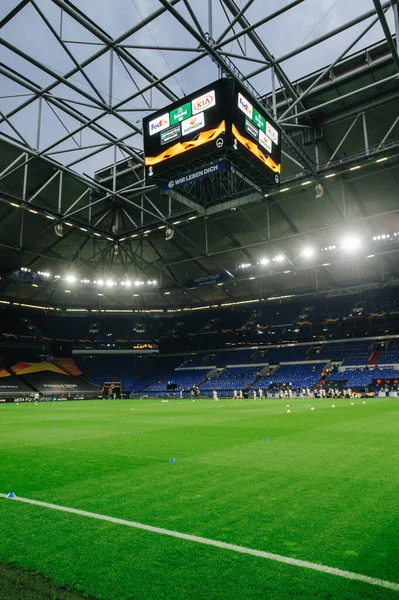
367,351 -> 382,365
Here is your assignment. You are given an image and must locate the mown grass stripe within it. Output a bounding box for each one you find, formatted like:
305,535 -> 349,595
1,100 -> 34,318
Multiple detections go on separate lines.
2,493 -> 399,593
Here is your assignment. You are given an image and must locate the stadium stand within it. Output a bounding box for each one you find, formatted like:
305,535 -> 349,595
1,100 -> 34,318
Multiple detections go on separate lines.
313,341 -> 373,365
266,364 -> 321,390
327,368 -> 399,388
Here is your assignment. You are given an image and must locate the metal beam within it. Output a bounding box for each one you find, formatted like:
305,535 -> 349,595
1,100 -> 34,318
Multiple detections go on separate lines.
278,12 -> 385,122
372,0 -> 399,72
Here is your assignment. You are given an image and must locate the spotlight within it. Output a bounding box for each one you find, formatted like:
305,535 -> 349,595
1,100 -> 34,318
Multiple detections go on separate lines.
341,235 -> 361,252
125,280 -> 131,288
97,279 -> 104,286
65,275 -> 76,284
301,247 -> 314,258
260,258 -> 270,265
106,279 -> 114,287
274,255 -> 285,263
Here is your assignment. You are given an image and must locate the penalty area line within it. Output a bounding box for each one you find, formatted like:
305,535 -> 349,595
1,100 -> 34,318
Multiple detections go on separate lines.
1,493 -> 398,593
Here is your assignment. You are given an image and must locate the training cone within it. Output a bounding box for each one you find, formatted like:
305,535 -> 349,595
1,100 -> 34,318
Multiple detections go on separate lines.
169,458 -> 176,463
135,431 -> 139,434
263,438 -> 268,441
6,492 -> 16,499
51,426 -> 55,429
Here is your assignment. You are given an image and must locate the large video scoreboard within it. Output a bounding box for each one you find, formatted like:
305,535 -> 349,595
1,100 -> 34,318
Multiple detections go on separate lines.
231,82 -> 281,184
143,79 -> 281,186
143,79 -> 228,178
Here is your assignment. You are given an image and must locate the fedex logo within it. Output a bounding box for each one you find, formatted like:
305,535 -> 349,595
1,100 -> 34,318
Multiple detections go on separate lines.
192,90 -> 215,115
149,113 -> 170,136
238,92 -> 253,119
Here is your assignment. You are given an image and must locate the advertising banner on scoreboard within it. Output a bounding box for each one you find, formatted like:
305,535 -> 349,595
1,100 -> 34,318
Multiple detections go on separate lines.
232,81 -> 281,184
161,159 -> 227,193
143,80 -> 229,179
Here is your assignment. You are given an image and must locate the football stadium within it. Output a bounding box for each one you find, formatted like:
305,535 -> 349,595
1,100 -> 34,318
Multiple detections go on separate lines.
1,1 -> 399,598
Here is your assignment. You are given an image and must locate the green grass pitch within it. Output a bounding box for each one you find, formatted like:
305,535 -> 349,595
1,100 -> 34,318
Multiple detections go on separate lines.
1,396 -> 399,600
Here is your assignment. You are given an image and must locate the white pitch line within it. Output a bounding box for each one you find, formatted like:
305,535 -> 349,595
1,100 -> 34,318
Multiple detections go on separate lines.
1,493 -> 398,593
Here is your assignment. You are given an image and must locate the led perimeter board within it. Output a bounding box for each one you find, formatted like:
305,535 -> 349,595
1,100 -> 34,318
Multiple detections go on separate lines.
143,79 -> 281,186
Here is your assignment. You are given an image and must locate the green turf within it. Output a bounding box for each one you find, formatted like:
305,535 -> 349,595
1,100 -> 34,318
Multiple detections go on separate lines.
1,397 -> 399,600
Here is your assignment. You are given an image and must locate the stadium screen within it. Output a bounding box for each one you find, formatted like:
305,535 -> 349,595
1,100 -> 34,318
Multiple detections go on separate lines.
143,79 -> 228,179
143,79 -> 281,184
231,83 -> 281,183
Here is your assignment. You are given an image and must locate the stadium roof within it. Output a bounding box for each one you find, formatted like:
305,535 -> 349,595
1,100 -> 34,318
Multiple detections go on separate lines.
0,0 -> 399,312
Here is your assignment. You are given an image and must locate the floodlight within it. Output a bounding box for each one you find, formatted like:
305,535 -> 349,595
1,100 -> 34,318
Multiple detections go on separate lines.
341,235 -> 361,252
65,275 -> 76,284
260,258 -> 270,265
106,279 -> 114,287
302,247 -> 314,258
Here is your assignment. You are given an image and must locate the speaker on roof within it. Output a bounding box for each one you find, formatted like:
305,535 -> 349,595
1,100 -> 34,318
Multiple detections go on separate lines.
54,224 -> 63,237
315,183 -> 324,199
165,227 -> 174,241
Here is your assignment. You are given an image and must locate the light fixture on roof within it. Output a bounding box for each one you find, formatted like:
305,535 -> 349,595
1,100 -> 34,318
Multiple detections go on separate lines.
106,279 -> 115,287
376,157 -> 388,163
239,262 -> 251,269
280,187 -> 289,193
341,235 -> 361,252
80,227 -> 88,232
350,165 -> 361,171
301,247 -> 314,258
301,181 -> 312,186
325,173 -> 336,179
274,255 -> 285,263
65,274 -> 76,284
10,202 -> 20,208
45,215 -> 55,220
29,209 -> 38,214
65,222 -> 73,227
96,279 -> 104,286
259,257 -> 270,265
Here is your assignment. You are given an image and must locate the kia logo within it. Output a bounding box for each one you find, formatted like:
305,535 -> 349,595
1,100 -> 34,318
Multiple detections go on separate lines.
194,95 -> 213,111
